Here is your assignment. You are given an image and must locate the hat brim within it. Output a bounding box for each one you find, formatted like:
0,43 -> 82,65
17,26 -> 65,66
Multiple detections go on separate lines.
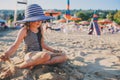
17,15 -> 54,23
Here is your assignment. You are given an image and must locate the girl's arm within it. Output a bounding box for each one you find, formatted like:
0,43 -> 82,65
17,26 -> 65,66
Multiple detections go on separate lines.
41,29 -> 54,52
4,27 -> 27,58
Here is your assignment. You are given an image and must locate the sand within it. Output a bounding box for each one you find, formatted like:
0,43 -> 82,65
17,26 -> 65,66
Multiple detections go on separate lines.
0,29 -> 120,80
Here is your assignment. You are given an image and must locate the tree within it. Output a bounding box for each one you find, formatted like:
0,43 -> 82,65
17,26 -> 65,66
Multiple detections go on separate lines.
9,14 -> 14,22
76,12 -> 88,21
114,10 -> 120,24
107,13 -> 113,20
17,13 -> 23,20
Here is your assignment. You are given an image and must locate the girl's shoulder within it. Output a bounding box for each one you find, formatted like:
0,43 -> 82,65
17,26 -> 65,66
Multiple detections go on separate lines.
20,27 -> 27,32
18,27 -> 27,37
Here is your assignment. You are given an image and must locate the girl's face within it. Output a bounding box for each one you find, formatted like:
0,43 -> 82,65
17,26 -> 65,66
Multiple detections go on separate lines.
30,20 -> 42,28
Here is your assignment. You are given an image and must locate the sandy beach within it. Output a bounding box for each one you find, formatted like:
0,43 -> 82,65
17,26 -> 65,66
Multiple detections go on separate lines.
0,29 -> 120,80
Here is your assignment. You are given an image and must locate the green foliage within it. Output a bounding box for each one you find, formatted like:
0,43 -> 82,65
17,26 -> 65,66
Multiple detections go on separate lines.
114,10 -> 120,24
9,14 -> 14,22
107,13 -> 113,20
0,9 -> 119,24
17,13 -> 24,20
76,12 -> 88,21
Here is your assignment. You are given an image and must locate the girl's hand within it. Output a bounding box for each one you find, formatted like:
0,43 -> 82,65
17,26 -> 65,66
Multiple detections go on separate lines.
0,54 -> 9,62
53,50 -> 63,53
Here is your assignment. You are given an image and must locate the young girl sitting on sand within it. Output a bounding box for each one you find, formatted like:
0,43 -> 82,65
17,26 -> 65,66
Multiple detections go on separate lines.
0,4 -> 67,78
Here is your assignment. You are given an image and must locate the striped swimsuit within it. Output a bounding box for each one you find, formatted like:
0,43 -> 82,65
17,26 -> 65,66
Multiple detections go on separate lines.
23,29 -> 42,53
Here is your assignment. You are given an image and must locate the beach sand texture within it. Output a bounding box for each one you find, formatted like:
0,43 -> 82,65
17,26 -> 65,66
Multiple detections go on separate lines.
0,29 -> 120,80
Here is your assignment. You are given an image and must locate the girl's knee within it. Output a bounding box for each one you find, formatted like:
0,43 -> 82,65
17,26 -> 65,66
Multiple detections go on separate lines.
62,53 -> 68,61
41,53 -> 51,61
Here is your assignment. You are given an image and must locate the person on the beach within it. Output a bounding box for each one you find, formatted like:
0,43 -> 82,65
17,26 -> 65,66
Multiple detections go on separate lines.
0,4 -> 67,69
1,22 -> 9,30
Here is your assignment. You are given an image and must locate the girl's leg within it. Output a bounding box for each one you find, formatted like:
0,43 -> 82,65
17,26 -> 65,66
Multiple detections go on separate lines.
44,53 -> 67,65
16,51 -> 51,69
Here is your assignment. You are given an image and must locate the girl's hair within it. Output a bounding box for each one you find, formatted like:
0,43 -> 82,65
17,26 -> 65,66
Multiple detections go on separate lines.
23,22 -> 30,30
24,22 -> 30,27
23,22 -> 42,32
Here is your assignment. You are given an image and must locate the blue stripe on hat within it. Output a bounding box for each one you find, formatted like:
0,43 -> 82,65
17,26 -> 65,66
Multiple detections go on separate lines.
17,4 -> 54,23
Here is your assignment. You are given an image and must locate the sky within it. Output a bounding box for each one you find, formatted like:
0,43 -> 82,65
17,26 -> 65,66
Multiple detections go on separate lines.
0,0 -> 120,10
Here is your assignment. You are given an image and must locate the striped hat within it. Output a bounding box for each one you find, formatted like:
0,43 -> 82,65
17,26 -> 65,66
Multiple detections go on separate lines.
17,4 -> 54,23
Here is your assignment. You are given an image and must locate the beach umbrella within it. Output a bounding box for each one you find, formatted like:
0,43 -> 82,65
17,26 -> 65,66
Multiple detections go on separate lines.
98,19 -> 112,24
88,11 -> 101,35
79,21 -> 90,25
63,15 -> 72,20
98,20 -> 104,24
64,0 -> 80,21
70,17 -> 81,21
44,10 -> 61,17
58,19 -> 66,23
63,0 -> 72,21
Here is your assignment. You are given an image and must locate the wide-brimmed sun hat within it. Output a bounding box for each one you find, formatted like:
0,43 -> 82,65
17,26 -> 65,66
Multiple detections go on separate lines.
17,4 -> 54,23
